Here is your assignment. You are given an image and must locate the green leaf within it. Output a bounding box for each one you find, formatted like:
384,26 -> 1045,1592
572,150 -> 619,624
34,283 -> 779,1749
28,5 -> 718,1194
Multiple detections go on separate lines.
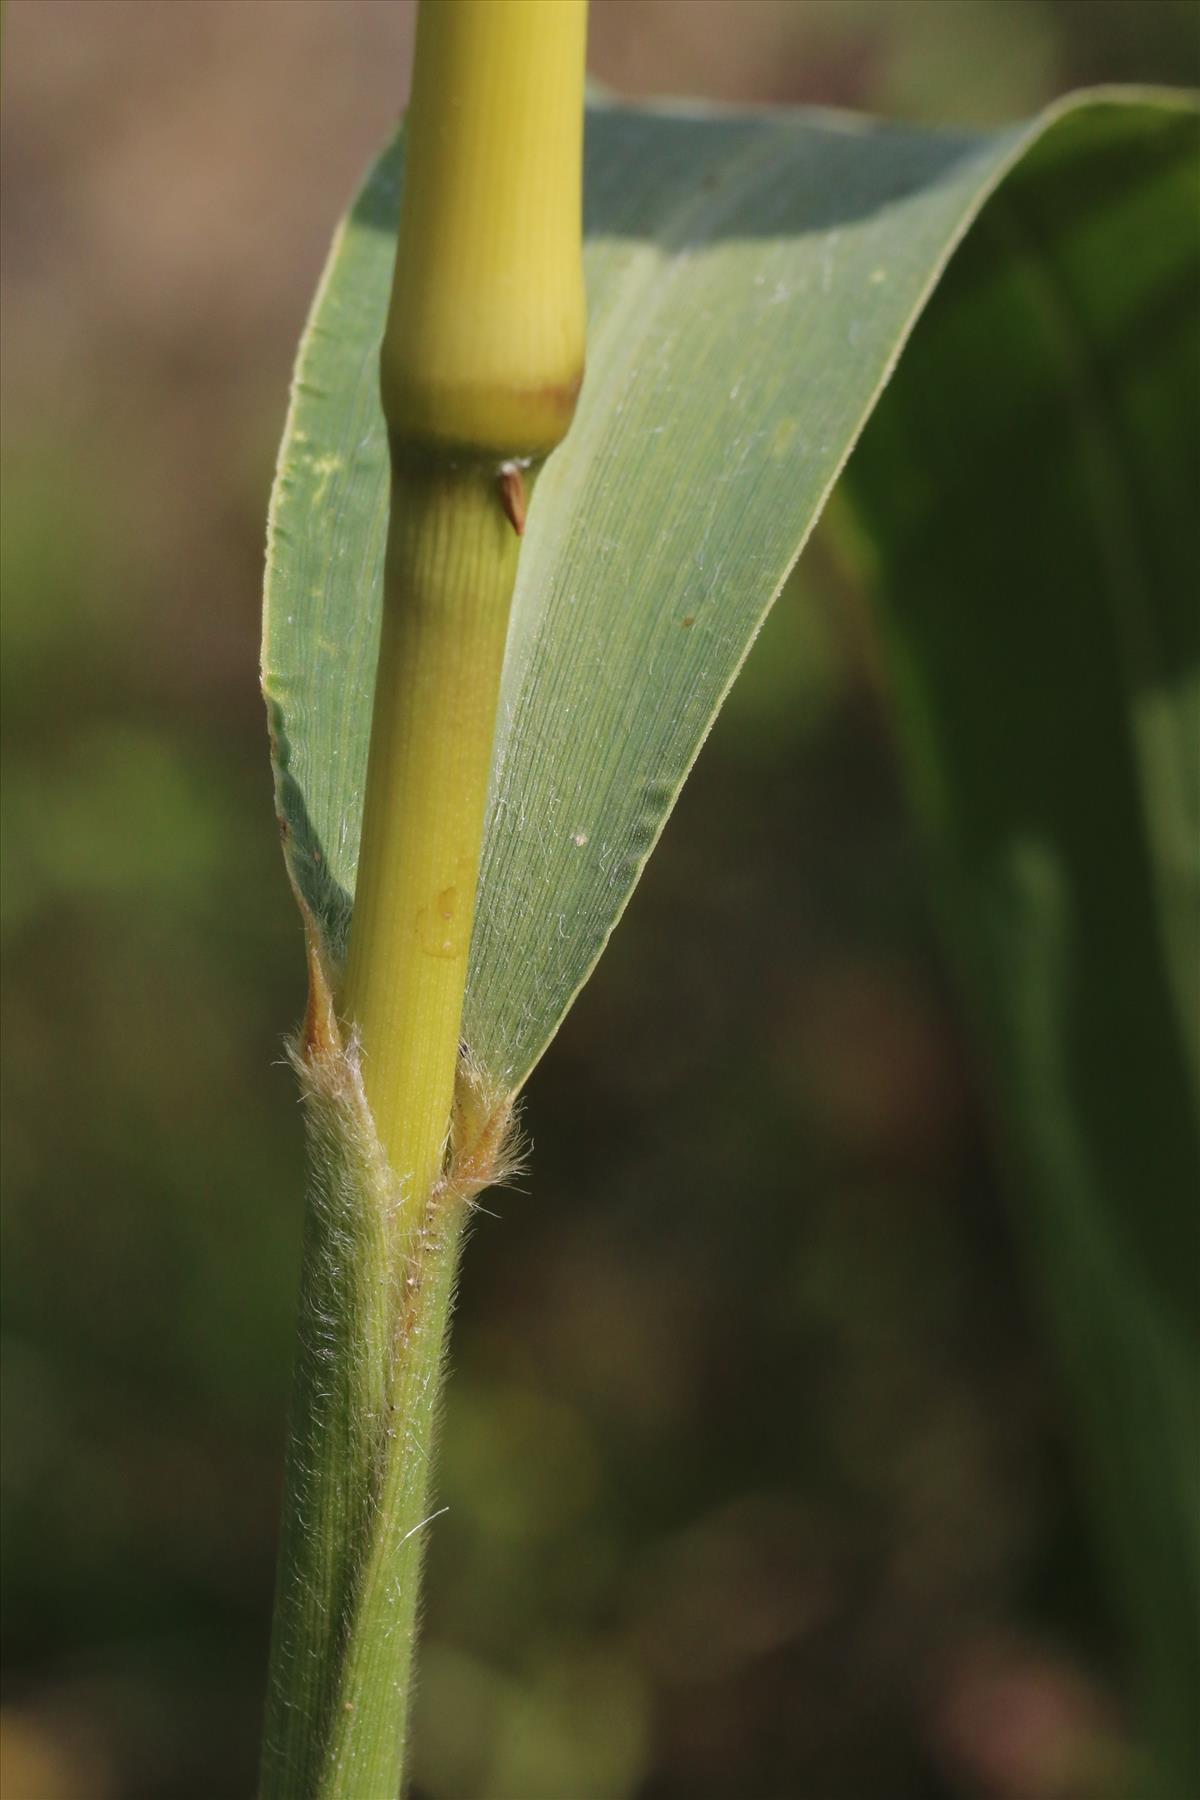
263,89 -> 1198,1792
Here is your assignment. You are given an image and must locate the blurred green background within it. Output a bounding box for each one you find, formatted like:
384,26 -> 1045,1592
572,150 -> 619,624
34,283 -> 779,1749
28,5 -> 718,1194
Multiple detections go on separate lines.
2,4 -> 1197,1797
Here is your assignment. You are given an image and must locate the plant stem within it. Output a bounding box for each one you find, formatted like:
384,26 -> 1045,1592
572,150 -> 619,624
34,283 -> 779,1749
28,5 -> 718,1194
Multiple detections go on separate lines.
340,462 -> 523,1208
261,3 -> 586,1795
379,0 -> 587,462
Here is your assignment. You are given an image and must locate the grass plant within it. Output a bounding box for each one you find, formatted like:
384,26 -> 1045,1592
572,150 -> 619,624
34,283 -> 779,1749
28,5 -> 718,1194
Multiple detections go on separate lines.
260,3 -> 1199,1792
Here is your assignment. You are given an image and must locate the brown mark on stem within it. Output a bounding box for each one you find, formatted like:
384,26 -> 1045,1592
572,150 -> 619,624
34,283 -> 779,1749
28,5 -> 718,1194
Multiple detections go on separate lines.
497,461 -> 527,536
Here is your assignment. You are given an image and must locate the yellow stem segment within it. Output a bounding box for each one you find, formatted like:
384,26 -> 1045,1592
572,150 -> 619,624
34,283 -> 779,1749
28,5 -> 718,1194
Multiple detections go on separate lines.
340,0 -> 586,1189
338,461 -> 520,1200
382,0 -> 587,457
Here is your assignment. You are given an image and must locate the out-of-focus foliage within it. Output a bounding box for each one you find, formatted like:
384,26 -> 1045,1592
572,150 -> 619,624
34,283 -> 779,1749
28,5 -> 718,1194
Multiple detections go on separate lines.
2,4 -> 1197,1798
844,104 -> 1200,1790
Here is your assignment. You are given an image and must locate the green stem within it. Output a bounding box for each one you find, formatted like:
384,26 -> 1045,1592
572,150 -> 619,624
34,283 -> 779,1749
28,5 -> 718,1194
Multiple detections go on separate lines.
259,1145 -> 470,1797
319,1186 -> 468,1793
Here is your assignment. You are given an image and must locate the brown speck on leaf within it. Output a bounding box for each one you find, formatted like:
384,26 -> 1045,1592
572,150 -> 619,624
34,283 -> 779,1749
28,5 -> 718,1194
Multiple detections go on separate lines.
681,615 -> 695,628
497,461 -> 526,536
